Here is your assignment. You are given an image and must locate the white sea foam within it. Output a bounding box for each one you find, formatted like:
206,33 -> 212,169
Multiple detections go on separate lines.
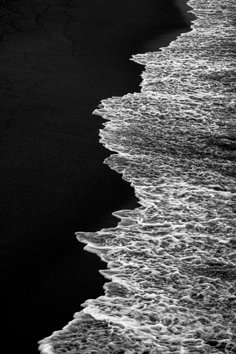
39,0 -> 236,353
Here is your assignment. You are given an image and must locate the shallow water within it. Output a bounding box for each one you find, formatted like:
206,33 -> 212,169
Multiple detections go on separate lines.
39,0 -> 236,353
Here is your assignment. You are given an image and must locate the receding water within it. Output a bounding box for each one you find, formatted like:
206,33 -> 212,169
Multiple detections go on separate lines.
39,0 -> 236,353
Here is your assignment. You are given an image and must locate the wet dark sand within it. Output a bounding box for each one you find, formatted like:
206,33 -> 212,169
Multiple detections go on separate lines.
0,1 -> 188,353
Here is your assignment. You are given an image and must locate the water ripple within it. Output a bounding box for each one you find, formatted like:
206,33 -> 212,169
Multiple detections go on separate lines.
39,0 -> 236,353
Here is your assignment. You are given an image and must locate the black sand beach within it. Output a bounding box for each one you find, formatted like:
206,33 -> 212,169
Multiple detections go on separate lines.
0,1 -> 189,353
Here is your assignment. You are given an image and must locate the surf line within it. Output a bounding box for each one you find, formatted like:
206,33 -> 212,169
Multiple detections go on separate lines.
39,1 -> 236,353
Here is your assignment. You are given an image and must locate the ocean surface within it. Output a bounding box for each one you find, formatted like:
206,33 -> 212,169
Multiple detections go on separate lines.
39,0 -> 236,353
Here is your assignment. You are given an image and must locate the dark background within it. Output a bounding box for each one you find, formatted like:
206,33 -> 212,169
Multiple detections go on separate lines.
0,1 -> 190,353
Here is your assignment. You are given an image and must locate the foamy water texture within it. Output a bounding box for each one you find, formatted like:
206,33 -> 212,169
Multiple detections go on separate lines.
39,0 -> 236,353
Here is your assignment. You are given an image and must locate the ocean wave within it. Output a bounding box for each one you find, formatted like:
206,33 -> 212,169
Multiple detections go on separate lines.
39,0 -> 236,353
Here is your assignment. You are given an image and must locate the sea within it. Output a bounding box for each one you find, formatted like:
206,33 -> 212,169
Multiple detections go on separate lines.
39,0 -> 236,353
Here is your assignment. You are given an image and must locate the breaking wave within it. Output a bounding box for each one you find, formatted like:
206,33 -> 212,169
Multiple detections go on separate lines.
39,0 -> 236,353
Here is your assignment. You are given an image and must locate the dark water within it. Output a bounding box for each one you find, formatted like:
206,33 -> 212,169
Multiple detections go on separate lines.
0,1 -> 188,353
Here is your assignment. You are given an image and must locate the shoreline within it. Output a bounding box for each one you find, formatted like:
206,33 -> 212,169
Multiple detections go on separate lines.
40,0 -> 235,353
0,1 -> 188,353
